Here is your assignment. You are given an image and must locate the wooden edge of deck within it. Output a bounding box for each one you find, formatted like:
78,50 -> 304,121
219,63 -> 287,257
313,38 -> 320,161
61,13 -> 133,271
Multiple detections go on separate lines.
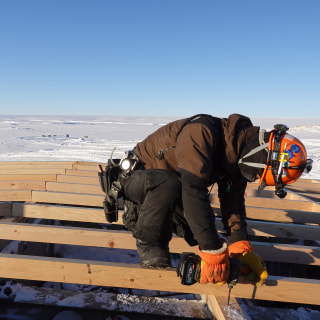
0,253 -> 319,305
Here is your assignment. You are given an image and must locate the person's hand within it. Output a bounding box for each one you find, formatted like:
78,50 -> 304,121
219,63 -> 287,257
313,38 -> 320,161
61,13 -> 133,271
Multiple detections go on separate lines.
198,240 -> 230,285
228,240 -> 268,286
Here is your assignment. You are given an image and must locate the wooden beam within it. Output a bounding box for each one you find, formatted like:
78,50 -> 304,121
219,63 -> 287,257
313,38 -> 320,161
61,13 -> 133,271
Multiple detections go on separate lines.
0,168 -> 66,174
0,181 -> 46,191
56,175 -> 99,185
10,202 -> 320,244
65,169 -> 98,177
0,254 -> 319,305
213,206 -> 320,225
73,164 -> 102,171
45,181 -> 104,195
0,174 -> 57,182
211,194 -> 320,211
12,203 -> 106,223
244,220 -> 320,240
31,191 -> 103,207
1,222 -> 319,266
0,190 -> 32,201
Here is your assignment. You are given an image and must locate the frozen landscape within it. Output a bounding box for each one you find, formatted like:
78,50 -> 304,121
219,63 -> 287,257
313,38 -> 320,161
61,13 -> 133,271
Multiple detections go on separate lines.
0,115 -> 319,320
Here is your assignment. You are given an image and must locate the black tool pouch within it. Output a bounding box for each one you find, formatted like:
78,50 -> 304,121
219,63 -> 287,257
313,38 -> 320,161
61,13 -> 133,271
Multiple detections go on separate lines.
98,161 -> 122,223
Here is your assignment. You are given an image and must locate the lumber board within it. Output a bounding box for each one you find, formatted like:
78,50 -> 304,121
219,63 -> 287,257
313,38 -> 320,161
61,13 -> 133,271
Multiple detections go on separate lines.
56,174 -> 99,185
45,181 -> 104,195
213,205 -> 320,225
0,253 -> 319,305
12,201 -> 320,226
0,190 -> 32,201
65,169 -> 98,177
9,202 -> 320,241
0,164 -> 73,171
211,194 -> 320,212
31,191 -> 103,207
12,203 -> 106,222
243,219 -> 320,240
0,181 -> 46,191
0,168 -> 66,175
10,203 -> 320,241
0,222 -> 319,266
0,174 -> 57,182
73,164 -> 102,171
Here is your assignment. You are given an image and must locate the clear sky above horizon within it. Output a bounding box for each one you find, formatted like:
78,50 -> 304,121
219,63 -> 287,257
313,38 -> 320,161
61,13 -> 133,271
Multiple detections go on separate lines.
1,1 -> 319,118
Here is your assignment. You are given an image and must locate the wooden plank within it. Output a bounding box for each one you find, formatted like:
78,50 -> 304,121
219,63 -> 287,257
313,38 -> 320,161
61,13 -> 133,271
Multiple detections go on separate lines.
12,200 -> 320,227
1,222 -> 319,266
211,194 -> 319,211
0,164 -> 73,171
0,174 -> 57,182
205,295 -> 247,320
213,206 -> 320,225
0,181 -> 46,191
0,254 -> 319,305
242,220 -> 319,240
0,190 -> 32,201
0,222 -> 134,249
31,191 -> 103,207
12,203 -> 106,222
45,181 -> 104,195
65,169 -> 98,177
73,164 -> 101,171
57,175 -> 99,185
10,202 -> 320,241
0,168 -> 66,175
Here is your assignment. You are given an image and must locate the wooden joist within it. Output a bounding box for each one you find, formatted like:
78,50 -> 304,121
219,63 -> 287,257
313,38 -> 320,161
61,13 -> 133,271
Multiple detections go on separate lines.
0,253 -> 319,305
0,222 -> 319,266
31,190 -> 103,207
0,190 -> 32,201
45,181 -> 104,195
7,203 -> 319,241
0,174 -> 57,182
0,181 -> 46,191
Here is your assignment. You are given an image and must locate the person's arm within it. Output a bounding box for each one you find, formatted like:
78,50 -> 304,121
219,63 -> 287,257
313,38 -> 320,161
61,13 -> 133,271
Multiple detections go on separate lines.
217,176 -> 248,244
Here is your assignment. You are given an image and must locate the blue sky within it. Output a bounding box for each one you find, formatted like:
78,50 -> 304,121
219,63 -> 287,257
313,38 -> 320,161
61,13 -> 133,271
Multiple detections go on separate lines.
1,1 -> 319,118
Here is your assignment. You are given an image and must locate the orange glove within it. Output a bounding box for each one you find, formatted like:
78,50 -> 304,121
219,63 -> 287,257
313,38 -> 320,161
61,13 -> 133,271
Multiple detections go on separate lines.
198,240 -> 230,285
229,240 -> 268,286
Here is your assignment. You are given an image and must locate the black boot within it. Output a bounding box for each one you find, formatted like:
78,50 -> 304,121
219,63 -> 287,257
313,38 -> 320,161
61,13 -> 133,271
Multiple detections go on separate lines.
136,239 -> 172,269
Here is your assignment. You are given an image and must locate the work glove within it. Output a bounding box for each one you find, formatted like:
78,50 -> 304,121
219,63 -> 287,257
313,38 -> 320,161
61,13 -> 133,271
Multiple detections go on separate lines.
198,240 -> 230,285
228,240 -> 268,286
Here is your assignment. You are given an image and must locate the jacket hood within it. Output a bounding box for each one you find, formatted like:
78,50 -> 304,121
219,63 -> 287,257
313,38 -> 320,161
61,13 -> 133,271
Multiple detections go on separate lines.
221,114 -> 260,179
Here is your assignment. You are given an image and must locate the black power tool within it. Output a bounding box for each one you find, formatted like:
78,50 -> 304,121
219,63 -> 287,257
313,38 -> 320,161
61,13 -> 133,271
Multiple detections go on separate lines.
176,252 -> 241,289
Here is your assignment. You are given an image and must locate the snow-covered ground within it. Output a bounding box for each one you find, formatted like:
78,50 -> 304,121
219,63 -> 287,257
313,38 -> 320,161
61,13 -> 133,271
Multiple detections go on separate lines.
0,115 -> 319,320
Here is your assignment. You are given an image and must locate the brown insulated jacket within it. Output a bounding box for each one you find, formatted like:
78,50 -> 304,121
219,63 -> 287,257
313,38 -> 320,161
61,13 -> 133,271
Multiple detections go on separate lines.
135,114 -> 260,249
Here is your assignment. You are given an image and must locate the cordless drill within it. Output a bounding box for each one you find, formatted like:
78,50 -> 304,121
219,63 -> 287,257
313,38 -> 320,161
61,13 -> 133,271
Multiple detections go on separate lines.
176,252 -> 240,288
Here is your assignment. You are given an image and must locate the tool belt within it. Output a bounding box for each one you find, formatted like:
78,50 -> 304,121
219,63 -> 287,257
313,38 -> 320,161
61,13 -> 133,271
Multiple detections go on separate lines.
98,148 -> 142,224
